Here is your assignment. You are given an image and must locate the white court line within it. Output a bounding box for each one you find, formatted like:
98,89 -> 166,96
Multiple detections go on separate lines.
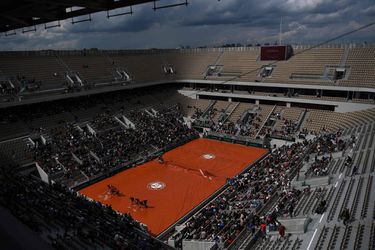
307,228 -> 318,250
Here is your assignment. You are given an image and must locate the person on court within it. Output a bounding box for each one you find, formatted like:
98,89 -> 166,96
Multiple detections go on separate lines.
158,155 -> 165,164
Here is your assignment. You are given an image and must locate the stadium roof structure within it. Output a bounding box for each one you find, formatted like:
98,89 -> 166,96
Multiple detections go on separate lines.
0,0 -> 188,34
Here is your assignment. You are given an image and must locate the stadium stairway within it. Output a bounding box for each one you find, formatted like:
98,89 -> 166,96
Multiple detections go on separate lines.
292,123 -> 375,250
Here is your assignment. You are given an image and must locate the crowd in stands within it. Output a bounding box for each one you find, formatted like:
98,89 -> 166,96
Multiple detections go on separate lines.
262,188 -> 301,237
127,107 -> 195,149
0,166 -> 167,249
216,121 -> 237,135
214,111 -> 259,138
309,156 -> 330,176
193,107 -> 216,129
0,80 -> 20,98
0,85 -> 187,132
237,112 -> 260,137
272,119 -> 299,137
187,105 -> 204,119
0,76 -> 41,99
91,112 -> 119,131
198,105 -> 303,140
305,130 -> 353,177
32,105 -> 197,182
17,75 -> 42,92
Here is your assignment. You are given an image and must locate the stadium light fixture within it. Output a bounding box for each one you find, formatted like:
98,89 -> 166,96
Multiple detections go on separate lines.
22,26 -> 37,33
5,30 -> 16,36
107,6 -> 133,18
71,14 -> 92,24
153,0 -> 188,11
45,20 -> 61,30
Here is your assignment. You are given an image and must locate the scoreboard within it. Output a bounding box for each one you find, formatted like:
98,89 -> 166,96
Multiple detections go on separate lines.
260,45 -> 293,61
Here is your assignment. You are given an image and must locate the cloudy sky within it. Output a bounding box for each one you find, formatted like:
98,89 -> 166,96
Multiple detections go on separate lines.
1,0 -> 375,50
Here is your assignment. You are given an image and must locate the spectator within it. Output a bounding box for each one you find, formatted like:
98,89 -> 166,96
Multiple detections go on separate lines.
278,224 -> 286,239
315,200 -> 326,214
260,223 -> 267,239
351,165 -> 358,176
339,208 -> 350,226
288,204 -> 294,218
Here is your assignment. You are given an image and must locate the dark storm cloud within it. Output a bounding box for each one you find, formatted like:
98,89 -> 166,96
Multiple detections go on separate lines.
181,0 -> 355,28
361,5 -> 375,16
1,0 -> 375,50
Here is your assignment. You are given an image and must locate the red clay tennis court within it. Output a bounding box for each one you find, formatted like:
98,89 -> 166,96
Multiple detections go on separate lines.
80,138 -> 268,235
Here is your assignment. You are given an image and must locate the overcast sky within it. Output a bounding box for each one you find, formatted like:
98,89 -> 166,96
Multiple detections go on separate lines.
1,0 -> 375,50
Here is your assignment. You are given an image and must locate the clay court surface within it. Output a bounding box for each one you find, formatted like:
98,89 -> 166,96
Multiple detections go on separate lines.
80,138 -> 268,235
